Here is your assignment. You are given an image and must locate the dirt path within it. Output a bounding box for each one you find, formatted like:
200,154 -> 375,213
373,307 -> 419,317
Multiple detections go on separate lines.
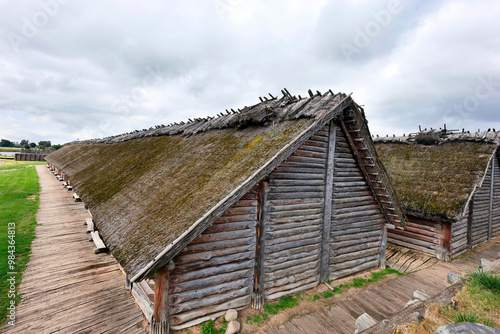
0,165 -> 146,334
256,238 -> 500,334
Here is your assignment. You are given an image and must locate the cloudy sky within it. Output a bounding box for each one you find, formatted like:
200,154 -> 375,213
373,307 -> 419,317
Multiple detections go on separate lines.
1,0 -> 499,144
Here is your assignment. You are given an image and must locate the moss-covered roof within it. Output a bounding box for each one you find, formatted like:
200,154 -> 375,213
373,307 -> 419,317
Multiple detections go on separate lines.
48,91 -> 360,280
375,141 -> 497,220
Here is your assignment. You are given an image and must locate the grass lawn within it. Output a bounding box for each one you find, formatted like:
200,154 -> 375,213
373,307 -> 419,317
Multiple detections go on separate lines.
0,148 -> 21,152
0,161 -> 44,327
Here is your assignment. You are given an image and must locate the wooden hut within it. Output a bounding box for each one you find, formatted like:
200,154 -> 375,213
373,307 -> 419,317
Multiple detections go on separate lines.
46,90 -> 405,332
375,129 -> 500,261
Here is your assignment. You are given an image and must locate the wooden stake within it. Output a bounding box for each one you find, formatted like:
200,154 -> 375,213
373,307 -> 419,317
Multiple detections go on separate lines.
252,180 -> 268,309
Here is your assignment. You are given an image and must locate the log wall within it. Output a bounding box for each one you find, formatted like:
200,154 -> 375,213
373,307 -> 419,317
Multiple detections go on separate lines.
262,127 -> 328,300
471,162 -> 493,246
492,153 -> 500,237
168,188 -> 258,327
387,215 -> 442,258
450,210 -> 468,258
329,126 -> 384,280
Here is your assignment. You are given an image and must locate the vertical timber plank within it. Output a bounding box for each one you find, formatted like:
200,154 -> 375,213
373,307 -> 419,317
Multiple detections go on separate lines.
320,122 -> 337,282
379,226 -> 387,269
488,158 -> 495,240
151,267 -> 170,334
252,179 -> 268,309
467,202 -> 473,249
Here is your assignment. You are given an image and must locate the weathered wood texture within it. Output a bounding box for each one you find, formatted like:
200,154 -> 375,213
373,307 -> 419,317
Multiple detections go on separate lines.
167,188 -> 258,328
329,125 -> 384,280
387,215 -> 442,258
450,210 -> 468,257
0,166 -> 146,334
262,128 -> 329,300
492,153 -> 500,237
471,162 -> 493,246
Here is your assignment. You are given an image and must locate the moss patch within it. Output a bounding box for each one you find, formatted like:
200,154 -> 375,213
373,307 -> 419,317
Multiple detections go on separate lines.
375,142 -> 496,219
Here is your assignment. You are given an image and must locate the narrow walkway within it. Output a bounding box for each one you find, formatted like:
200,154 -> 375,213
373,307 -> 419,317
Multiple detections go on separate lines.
257,238 -> 500,334
1,166 -> 146,334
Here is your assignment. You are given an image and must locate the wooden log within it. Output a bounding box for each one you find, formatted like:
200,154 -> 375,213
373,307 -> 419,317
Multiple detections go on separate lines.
379,226 -> 387,269
334,204 -> 379,215
264,236 -> 321,253
265,243 -> 319,261
264,248 -> 320,267
264,260 -> 319,282
265,275 -> 318,297
268,209 -> 323,219
253,179 -> 267,310
266,219 -> 322,232
488,158 -> 494,239
85,218 -> 94,233
329,258 -> 379,279
171,269 -> 252,293
264,267 -> 317,289
269,202 -> 323,212
266,281 -> 319,302
330,248 -> 379,263
173,249 -> 254,267
169,278 -> 252,305
171,260 -> 254,283
265,253 -> 319,273
169,295 -> 251,326
90,231 -> 107,253
331,213 -> 384,226
131,281 -> 153,320
330,235 -> 381,250
181,236 -> 255,254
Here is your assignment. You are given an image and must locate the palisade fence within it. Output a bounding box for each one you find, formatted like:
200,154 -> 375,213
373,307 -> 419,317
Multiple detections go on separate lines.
15,149 -> 52,161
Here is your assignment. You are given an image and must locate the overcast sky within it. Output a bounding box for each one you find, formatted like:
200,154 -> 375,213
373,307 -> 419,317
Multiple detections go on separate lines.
1,0 -> 499,144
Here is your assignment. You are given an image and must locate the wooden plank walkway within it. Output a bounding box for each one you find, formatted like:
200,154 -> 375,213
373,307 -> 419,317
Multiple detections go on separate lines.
0,166 -> 146,334
257,237 -> 500,334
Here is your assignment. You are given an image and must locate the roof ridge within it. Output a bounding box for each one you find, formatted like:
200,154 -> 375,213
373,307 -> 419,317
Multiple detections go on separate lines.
374,128 -> 500,145
70,89 -> 340,146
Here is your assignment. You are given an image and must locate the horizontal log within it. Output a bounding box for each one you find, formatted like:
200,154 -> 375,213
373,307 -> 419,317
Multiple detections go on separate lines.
329,254 -> 379,272
265,236 -> 321,253
265,275 -> 318,297
264,248 -> 320,267
170,277 -> 252,305
387,237 -> 436,256
264,253 -> 319,273
171,260 -> 254,284
271,179 -> 324,186
266,214 -> 323,225
329,259 -> 379,281
267,192 -> 325,200
213,214 -> 257,224
173,248 -> 254,267
189,229 -> 252,245
264,260 -> 319,282
169,295 -> 251,326
268,208 -> 323,219
331,241 -> 380,256
265,230 -> 322,247
285,155 -> 326,164
271,172 -> 325,180
268,185 -> 324,194
334,204 -> 379,215
334,170 -> 363,178
171,269 -> 252,294
182,236 -> 255,254
333,185 -> 371,193
265,244 -> 320,261
204,221 -> 256,234
388,232 -> 437,248
303,139 -> 328,148
331,213 -> 384,225
269,202 -> 323,213
332,176 -> 365,182
332,191 -> 372,199
330,247 -> 379,264
273,166 -> 326,174
332,209 -> 382,220
298,144 -> 328,153
266,225 -> 320,239
330,235 -> 381,250
266,219 -> 322,232
266,281 -> 319,302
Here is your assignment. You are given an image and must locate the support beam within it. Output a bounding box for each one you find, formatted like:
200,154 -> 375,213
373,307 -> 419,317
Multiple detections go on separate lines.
151,267 -> 170,334
488,158 -> 495,240
467,202 -> 473,249
379,226 -> 387,269
252,179 -> 268,309
320,122 -> 337,282
438,222 -> 452,262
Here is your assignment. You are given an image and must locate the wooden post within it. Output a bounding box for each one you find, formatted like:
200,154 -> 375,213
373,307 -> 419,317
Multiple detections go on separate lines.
488,158 -> 495,240
252,180 -> 268,309
125,276 -> 132,290
150,267 -> 170,334
467,202 -> 473,249
320,122 -> 337,282
379,226 -> 387,269
439,222 -> 452,262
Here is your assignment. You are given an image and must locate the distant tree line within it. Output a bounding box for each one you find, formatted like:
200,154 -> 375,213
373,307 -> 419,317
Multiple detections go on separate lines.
1,139 -> 63,150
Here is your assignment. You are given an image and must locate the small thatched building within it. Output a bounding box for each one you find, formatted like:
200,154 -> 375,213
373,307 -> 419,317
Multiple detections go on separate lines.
375,129 -> 500,261
47,90 -> 405,332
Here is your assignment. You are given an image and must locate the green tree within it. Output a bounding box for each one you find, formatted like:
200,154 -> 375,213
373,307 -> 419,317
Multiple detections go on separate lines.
29,142 -> 36,148
0,139 -> 14,147
51,144 -> 63,150
20,139 -> 29,146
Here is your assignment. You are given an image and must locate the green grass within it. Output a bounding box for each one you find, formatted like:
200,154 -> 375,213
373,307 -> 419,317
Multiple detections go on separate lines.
200,319 -> 227,334
0,161 -> 45,171
451,310 -> 496,327
0,148 -> 21,152
0,161 -> 41,326
468,268 -> 500,292
245,268 -> 404,326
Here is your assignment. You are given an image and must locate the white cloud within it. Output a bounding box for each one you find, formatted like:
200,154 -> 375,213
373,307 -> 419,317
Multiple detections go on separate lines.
0,0 -> 499,144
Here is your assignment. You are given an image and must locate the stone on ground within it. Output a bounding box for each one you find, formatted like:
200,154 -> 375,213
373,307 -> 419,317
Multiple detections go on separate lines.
436,322 -> 500,334
225,309 -> 238,322
225,320 -> 241,334
447,271 -> 463,284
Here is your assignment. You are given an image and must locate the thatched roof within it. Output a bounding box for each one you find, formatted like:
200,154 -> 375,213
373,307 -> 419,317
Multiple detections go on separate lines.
47,90 -> 396,281
375,129 -> 499,220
